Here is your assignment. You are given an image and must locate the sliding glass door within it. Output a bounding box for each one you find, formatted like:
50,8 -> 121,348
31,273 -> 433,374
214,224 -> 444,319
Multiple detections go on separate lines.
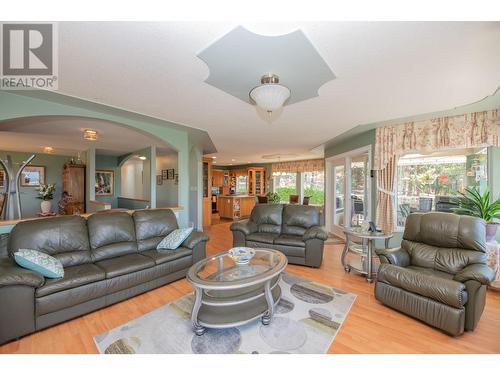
327,147 -> 371,236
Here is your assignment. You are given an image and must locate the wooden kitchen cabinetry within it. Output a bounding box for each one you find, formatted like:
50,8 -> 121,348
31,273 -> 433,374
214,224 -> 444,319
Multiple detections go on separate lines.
218,195 -> 256,220
247,167 -> 265,196
202,157 -> 212,227
62,163 -> 86,214
212,169 -> 225,187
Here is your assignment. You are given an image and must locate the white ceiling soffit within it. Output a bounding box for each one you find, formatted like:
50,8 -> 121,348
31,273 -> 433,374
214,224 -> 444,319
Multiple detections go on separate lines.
0,116 -> 175,156
197,26 -> 336,106
35,22 -> 500,165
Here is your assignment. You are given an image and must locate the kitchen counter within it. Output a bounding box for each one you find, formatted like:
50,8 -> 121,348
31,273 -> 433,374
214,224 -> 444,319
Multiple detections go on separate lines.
218,195 -> 256,220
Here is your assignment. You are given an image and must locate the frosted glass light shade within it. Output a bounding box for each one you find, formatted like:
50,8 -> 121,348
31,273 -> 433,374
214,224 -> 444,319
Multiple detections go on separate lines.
250,84 -> 291,112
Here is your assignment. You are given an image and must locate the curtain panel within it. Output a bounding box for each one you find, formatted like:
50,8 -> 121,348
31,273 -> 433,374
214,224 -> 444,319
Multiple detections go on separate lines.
376,156 -> 397,234
374,109 -> 500,170
271,159 -> 325,173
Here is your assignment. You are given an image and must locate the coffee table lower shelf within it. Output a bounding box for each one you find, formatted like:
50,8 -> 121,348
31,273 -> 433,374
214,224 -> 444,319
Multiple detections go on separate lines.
196,285 -> 281,330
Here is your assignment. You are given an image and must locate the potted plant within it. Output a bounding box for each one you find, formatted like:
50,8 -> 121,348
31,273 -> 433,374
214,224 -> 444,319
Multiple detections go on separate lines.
37,183 -> 56,214
266,191 -> 281,204
452,187 -> 500,241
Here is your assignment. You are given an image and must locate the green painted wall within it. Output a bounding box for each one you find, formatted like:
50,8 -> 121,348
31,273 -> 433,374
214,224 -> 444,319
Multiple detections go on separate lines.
0,91 -> 193,226
95,154 -> 121,208
324,129 -> 376,159
156,153 -> 178,208
0,151 -> 72,218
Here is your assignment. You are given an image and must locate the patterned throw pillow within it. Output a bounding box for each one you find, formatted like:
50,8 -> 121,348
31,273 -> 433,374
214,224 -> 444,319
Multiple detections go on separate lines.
157,227 -> 194,250
14,249 -> 64,279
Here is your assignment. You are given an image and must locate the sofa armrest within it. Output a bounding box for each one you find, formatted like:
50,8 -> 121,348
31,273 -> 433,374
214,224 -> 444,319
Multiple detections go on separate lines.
453,263 -> 495,285
182,231 -> 209,250
375,247 -> 410,267
0,258 -> 45,288
303,226 -> 328,241
230,220 -> 257,235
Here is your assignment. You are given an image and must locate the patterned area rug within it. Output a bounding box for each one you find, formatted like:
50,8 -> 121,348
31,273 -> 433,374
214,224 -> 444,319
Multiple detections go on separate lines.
94,273 -> 356,354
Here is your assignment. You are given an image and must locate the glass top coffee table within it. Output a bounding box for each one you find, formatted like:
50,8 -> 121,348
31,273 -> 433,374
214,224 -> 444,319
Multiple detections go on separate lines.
186,248 -> 287,335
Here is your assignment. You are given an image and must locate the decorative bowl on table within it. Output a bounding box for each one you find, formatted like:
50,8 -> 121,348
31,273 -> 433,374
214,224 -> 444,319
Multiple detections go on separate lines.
228,247 -> 256,265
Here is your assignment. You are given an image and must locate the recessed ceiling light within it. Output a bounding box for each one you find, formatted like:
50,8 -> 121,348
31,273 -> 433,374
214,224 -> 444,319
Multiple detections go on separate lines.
211,156 -> 216,159
83,129 -> 98,141
43,146 -> 54,154
138,156 -> 147,160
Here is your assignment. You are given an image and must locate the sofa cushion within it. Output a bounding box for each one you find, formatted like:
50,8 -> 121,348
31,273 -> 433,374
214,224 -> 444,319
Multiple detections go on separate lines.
282,205 -> 320,236
249,204 -> 283,234
274,235 -> 305,248
133,209 -> 179,251
87,212 -> 138,261
377,263 -> 468,308
141,248 -> 192,265
246,232 -> 279,245
8,216 -> 91,267
157,227 -> 194,250
14,249 -> 64,279
95,254 -> 155,279
36,263 -> 105,297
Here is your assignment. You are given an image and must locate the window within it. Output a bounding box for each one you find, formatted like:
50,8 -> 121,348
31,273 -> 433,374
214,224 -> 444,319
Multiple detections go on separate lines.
396,148 -> 488,228
236,175 -> 247,194
273,173 -> 297,203
303,171 -> 325,205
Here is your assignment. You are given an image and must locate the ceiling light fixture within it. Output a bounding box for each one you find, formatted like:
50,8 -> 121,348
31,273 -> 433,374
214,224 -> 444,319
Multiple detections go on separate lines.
43,146 -> 54,154
83,129 -> 98,141
249,74 -> 290,114
138,156 -> 147,160
211,156 -> 216,159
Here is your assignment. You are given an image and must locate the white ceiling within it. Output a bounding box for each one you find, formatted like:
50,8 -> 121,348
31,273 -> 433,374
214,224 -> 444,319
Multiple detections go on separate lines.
51,22 -> 500,165
0,116 -> 173,156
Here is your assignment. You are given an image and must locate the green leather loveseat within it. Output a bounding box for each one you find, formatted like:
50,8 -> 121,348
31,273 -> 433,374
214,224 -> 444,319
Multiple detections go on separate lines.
0,209 -> 208,345
375,212 -> 495,336
230,204 -> 328,267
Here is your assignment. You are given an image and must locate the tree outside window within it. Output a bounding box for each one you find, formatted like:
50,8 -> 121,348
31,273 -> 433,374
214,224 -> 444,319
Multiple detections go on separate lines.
303,171 -> 325,205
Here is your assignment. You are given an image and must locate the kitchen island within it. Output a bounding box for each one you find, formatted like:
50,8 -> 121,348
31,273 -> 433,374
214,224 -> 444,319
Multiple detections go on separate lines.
218,195 -> 256,220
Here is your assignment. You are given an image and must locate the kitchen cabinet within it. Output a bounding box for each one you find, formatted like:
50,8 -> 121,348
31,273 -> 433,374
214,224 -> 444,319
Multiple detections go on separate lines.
248,167 -> 265,196
218,195 -> 256,220
202,158 -> 212,227
62,163 -> 86,214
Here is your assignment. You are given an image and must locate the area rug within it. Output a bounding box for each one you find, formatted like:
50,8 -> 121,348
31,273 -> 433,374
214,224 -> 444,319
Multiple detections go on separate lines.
93,273 -> 356,354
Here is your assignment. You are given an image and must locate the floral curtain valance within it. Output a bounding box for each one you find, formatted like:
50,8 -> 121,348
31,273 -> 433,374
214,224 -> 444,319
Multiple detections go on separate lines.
374,109 -> 500,170
271,158 -> 324,173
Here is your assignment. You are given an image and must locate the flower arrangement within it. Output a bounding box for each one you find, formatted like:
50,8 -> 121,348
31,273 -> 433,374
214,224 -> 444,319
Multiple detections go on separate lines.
37,183 -> 56,201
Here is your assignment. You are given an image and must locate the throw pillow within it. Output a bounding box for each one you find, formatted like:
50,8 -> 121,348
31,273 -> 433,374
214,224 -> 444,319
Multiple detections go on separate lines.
14,249 -> 64,278
157,227 -> 194,250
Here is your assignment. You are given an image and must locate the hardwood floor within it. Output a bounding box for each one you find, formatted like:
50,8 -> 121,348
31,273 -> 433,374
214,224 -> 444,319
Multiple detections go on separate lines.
2,221 -> 500,354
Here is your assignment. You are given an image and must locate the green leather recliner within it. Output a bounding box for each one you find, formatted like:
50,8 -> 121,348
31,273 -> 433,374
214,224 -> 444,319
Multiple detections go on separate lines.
375,212 -> 495,336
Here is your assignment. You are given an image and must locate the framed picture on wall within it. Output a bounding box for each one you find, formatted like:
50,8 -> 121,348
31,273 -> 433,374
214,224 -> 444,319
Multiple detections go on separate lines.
157,175 -> 163,185
162,169 -> 168,180
21,166 -> 45,187
95,170 -> 114,196
0,169 -> 4,188
167,168 -> 175,180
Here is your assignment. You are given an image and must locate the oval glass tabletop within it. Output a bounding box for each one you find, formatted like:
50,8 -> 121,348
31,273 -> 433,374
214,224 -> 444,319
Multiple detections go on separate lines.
187,248 -> 287,289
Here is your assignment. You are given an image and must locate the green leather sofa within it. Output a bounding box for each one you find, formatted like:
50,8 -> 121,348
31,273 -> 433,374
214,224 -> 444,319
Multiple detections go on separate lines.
375,212 -> 495,336
0,209 -> 208,345
230,204 -> 328,267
